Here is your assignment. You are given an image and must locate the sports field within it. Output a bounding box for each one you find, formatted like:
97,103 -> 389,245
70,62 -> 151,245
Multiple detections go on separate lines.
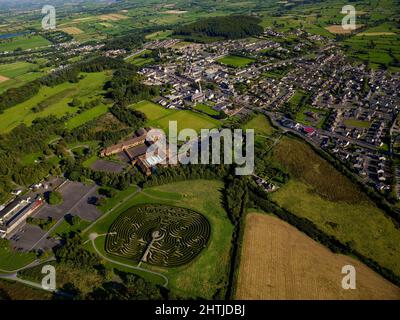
217,55 -> 255,68
130,100 -> 220,133
270,137 -> 400,278
0,71 -> 109,133
84,180 -> 233,299
236,213 -> 400,300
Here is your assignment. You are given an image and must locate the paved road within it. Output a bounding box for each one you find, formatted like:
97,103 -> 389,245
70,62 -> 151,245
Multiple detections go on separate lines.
261,110 -> 379,151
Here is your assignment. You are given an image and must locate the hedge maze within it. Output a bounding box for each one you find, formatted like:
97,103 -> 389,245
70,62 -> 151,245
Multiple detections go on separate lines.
105,204 -> 211,267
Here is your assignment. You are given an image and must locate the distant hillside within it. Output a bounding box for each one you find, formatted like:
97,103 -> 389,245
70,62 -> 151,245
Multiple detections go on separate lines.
174,15 -> 264,42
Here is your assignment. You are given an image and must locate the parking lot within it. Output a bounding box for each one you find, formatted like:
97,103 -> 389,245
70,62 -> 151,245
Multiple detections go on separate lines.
9,180 -> 101,252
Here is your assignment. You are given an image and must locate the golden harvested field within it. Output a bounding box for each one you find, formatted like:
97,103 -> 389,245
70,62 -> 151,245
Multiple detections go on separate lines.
100,14 -> 128,21
236,213 -> 400,300
325,25 -> 363,34
357,32 -> 396,36
0,75 -> 10,83
163,10 -> 188,14
60,27 -> 83,35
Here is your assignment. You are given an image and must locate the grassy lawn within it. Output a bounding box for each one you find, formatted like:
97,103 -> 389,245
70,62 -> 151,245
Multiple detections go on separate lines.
51,218 -> 91,237
65,104 -> 109,130
0,241 -> 36,272
0,61 -> 39,78
20,152 -> 42,165
84,180 -> 233,299
131,100 -> 220,133
156,110 -> 220,133
270,136 -> 400,277
194,103 -> 219,116
244,114 -> 275,136
126,49 -> 153,66
217,55 -> 255,68
0,71 -> 109,133
145,30 -> 173,40
130,100 -> 173,121
0,34 -> 51,52
344,119 -> 372,129
82,154 -> 100,168
0,62 -> 46,94
295,106 -> 327,129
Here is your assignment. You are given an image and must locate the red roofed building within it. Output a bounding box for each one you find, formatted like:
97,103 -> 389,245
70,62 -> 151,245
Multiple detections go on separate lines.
302,127 -> 316,136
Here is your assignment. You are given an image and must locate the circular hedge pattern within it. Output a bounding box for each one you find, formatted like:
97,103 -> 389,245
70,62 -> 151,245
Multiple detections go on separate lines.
105,204 -> 211,267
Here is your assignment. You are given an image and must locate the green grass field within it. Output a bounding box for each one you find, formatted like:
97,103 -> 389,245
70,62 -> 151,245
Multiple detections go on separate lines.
0,71 -> 110,133
156,110 -> 221,133
194,103 -> 219,116
84,180 -> 233,299
145,30 -> 173,40
51,218 -> 91,237
0,34 -> 51,52
217,55 -> 255,68
0,61 -> 38,78
0,62 -> 46,93
0,240 -> 36,272
65,104 -> 109,130
344,119 -> 372,128
270,136 -> 400,277
20,151 -> 42,166
295,107 -> 327,129
130,100 -> 173,120
244,114 -> 275,136
126,49 -> 154,66
131,100 -> 220,133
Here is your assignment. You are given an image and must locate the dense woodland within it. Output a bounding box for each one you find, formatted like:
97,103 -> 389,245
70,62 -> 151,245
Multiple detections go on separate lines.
174,15 -> 264,42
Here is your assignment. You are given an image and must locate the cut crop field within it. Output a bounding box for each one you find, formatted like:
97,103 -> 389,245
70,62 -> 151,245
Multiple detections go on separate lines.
270,136 -> 400,278
0,71 -> 109,133
236,213 -> 400,300
325,25 -> 363,35
217,55 -> 255,68
60,27 -> 83,35
84,180 -> 233,299
130,100 -> 220,133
